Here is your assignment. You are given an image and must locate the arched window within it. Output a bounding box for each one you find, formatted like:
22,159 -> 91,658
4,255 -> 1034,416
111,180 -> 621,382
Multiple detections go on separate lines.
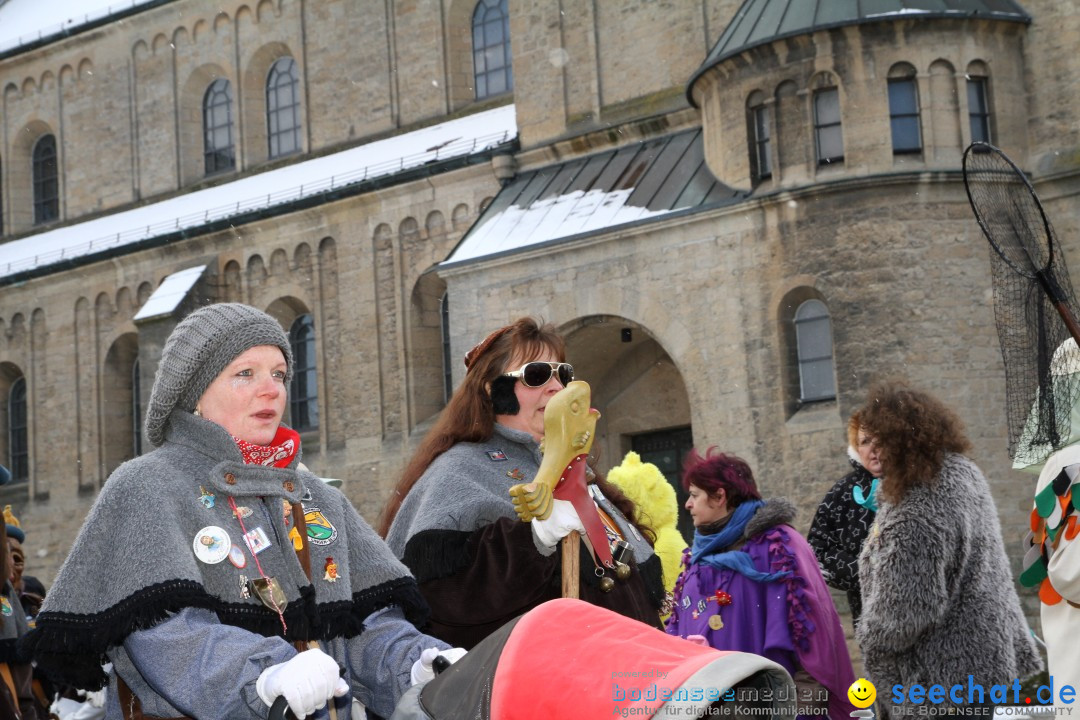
289,314 -> 318,432
8,377 -> 27,482
813,87 -> 843,165
440,292 -> 452,404
968,78 -> 991,144
472,0 -> 513,100
888,64 -> 922,154
32,135 -> 59,225
267,58 -> 301,159
794,300 -> 836,402
203,79 -> 235,175
747,91 -> 771,182
132,358 -> 142,457
966,61 -> 992,145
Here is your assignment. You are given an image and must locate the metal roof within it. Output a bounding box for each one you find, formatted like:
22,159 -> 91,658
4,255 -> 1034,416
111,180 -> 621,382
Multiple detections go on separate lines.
442,127 -> 745,267
688,0 -> 1031,105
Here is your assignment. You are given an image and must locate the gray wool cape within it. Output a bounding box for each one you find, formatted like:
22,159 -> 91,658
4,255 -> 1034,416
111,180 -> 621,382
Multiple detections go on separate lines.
23,410 -> 429,701
857,453 -> 1041,700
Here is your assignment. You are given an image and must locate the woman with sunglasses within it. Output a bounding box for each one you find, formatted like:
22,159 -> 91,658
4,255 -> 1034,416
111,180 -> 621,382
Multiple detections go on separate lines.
380,317 -> 665,649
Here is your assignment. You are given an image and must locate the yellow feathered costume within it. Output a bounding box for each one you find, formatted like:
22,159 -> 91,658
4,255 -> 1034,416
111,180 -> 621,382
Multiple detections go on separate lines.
607,451 -> 687,616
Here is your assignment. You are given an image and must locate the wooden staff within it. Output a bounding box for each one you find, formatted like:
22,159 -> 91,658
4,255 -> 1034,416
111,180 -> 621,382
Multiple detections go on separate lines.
508,381 -> 602,600
562,530 -> 580,599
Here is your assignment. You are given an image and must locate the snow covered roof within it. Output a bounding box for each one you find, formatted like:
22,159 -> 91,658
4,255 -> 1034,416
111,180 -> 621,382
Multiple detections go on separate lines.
132,264 -> 205,321
0,104 -> 517,282
0,0 -> 166,55
442,127 -> 744,268
688,0 -> 1031,106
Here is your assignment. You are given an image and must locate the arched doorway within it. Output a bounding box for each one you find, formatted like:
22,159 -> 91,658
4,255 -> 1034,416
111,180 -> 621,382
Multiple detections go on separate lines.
563,315 -> 695,540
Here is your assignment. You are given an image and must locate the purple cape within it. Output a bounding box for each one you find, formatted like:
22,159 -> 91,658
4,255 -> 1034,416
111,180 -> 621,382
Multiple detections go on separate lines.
666,524 -> 856,719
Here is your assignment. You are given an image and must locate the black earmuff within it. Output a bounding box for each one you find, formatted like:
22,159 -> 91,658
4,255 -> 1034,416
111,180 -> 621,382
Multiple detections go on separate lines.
490,375 -> 520,415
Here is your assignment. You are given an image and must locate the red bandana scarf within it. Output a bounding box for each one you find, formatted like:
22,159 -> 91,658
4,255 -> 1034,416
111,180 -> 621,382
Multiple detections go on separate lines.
233,426 -> 300,468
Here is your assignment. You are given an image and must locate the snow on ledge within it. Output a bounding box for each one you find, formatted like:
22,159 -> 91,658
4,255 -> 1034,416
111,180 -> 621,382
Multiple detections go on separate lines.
0,0 -> 162,54
0,104 -> 517,281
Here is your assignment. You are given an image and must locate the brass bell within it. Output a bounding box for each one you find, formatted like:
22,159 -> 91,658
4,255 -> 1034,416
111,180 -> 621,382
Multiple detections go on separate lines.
599,575 -> 615,593
615,562 -> 632,582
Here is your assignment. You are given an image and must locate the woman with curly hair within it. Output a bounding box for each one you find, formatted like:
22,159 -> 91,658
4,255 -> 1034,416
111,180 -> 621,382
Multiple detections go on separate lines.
856,379 -> 1041,712
665,448 -> 855,719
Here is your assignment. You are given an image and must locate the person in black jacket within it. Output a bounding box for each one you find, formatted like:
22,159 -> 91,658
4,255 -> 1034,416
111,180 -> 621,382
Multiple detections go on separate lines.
807,410 -> 881,626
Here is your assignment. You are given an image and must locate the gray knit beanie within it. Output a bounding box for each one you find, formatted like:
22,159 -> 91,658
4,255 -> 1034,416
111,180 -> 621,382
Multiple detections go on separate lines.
144,303 -> 293,447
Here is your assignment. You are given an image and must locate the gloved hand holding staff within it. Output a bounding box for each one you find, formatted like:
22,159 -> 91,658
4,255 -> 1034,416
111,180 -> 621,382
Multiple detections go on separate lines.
509,380 -> 608,598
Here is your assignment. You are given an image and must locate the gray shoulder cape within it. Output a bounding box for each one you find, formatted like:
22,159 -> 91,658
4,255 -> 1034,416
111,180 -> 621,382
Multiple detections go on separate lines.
385,424 -> 544,558
22,411 -> 426,690
384,424 -> 656,580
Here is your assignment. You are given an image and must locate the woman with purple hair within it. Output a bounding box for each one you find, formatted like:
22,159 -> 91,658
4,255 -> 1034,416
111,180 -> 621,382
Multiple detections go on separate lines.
665,448 -> 855,719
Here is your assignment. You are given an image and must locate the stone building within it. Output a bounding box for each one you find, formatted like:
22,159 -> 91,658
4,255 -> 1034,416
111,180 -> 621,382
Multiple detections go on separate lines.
0,0 -> 1074,647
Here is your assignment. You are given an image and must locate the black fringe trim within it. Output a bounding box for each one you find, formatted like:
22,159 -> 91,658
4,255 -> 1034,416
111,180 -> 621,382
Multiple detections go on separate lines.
21,576 -> 429,690
402,529 -> 476,584
351,576 -> 430,631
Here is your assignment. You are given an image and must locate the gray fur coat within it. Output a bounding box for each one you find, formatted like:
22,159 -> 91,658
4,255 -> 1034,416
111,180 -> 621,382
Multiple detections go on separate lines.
857,453 -> 1041,696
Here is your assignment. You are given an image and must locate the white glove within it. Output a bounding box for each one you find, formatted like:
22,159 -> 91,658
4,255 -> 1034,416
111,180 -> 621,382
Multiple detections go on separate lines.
85,688 -> 107,709
410,646 -> 468,685
530,498 -> 586,550
256,649 -> 350,718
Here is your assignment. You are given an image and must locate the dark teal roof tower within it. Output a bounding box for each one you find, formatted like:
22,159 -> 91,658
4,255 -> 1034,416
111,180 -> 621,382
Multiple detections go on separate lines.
688,0 -> 1031,105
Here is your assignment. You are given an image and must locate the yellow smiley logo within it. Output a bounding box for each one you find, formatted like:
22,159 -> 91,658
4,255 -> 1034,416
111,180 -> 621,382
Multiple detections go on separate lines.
848,677 -> 876,709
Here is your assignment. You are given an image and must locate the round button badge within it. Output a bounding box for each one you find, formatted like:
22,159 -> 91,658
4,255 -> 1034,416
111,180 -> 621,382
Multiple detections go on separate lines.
193,526 -> 231,565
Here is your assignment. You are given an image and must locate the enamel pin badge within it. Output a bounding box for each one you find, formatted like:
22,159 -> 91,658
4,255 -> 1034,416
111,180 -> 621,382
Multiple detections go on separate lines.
228,543 -> 247,569
193,526 -> 231,565
243,526 -> 272,555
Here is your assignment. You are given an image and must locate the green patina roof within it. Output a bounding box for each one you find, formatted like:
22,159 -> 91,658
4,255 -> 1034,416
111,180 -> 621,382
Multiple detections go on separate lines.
688,0 -> 1031,104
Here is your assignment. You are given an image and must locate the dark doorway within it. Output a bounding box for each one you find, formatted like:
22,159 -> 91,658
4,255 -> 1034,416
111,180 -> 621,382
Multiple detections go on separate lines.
631,426 -> 694,543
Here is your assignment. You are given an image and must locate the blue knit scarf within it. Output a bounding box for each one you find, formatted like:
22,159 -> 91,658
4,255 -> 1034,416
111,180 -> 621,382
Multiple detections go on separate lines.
690,500 -> 791,582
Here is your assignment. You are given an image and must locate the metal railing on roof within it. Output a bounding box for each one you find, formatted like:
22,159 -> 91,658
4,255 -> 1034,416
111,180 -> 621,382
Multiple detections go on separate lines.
0,1 -> 154,53
1,128 -> 515,276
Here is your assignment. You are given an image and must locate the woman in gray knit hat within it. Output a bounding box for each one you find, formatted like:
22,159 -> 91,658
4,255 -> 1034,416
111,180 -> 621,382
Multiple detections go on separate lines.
25,303 -> 461,720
